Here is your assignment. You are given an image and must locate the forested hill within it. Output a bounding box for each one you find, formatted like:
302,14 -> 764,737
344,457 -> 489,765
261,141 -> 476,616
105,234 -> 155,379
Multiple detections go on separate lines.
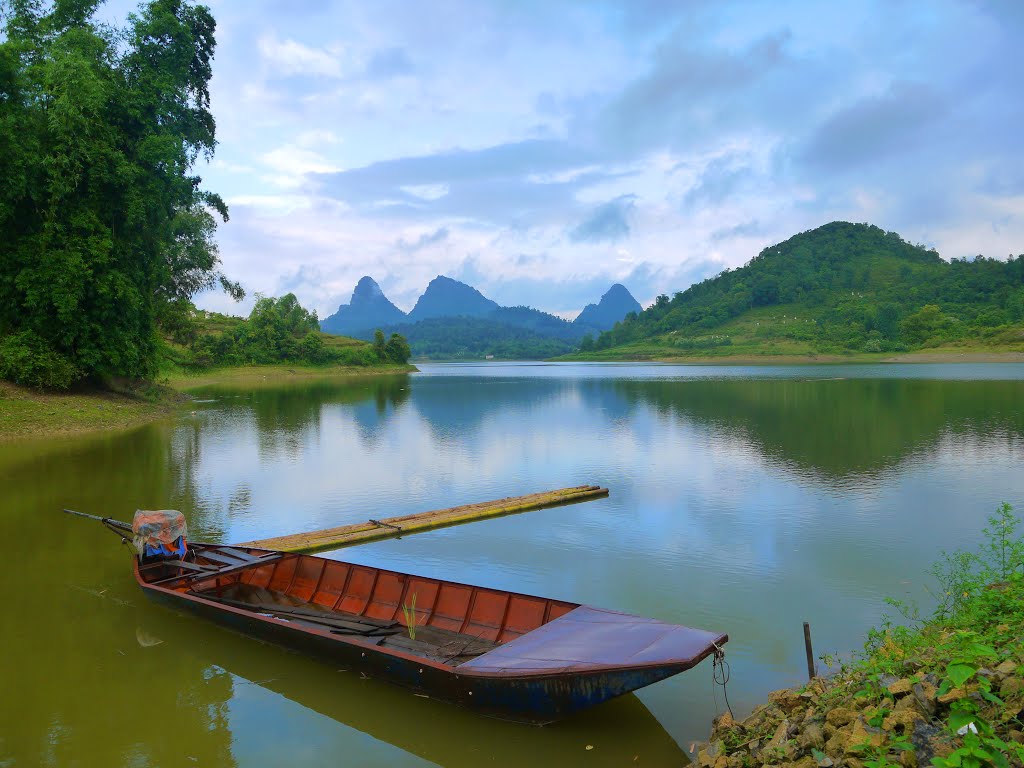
589,222 -> 1024,356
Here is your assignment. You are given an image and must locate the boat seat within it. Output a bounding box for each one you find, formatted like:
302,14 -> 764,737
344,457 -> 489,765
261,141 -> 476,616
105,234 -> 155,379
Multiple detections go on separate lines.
460,606 -> 728,674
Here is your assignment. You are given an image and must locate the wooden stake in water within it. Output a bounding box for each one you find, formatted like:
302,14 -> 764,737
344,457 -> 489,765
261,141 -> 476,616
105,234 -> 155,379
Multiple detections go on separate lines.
803,621 -> 816,680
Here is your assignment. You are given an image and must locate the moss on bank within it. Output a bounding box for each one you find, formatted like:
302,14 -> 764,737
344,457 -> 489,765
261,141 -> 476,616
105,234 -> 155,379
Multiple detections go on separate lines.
0,362 -> 417,440
697,505 -> 1024,768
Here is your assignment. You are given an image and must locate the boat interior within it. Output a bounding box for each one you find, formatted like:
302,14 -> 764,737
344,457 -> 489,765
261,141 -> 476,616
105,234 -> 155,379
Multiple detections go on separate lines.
139,543 -> 579,666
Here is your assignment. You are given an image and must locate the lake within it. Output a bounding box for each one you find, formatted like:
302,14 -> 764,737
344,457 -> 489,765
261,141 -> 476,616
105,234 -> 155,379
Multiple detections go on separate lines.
3,362 -> 1023,767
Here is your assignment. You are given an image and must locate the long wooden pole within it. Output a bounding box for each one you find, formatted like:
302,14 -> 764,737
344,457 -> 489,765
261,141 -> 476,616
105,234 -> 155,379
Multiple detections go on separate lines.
239,485 -> 610,554
63,508 -> 132,533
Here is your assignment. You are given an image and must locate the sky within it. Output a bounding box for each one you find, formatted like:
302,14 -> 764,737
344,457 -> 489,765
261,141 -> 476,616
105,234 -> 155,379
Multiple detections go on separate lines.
127,0 -> 1024,319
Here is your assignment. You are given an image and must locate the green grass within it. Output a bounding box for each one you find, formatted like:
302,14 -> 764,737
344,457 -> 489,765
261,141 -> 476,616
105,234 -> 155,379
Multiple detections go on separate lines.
0,379 -> 187,441
165,362 -> 415,391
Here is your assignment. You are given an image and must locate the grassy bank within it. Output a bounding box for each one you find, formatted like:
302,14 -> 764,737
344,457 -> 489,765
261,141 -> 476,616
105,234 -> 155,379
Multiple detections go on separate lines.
697,505 -> 1024,768
0,379 -> 187,441
0,362 -> 417,441
165,362 -> 416,391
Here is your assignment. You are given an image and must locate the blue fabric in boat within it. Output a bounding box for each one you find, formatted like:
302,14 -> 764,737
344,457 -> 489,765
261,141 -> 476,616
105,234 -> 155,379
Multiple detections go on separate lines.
460,606 -> 727,674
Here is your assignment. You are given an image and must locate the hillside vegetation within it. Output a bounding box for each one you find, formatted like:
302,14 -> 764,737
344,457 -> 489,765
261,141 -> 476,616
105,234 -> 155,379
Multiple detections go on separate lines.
161,295 -> 411,374
584,222 -> 1024,359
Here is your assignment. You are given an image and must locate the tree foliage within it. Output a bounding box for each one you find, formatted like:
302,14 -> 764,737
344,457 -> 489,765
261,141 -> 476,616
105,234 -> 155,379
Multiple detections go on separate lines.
185,296 -> 411,368
0,0 -> 239,388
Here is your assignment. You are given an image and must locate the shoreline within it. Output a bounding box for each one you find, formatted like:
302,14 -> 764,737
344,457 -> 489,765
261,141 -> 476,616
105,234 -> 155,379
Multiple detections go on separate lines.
0,363 -> 417,442
556,351 -> 1024,365
166,363 -> 416,390
694,594 -> 1023,768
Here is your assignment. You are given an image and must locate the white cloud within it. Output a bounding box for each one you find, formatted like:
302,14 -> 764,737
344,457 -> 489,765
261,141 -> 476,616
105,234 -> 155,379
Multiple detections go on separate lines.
259,145 -> 342,188
257,36 -> 344,78
223,194 -> 314,213
399,184 -> 449,201
295,130 -> 342,148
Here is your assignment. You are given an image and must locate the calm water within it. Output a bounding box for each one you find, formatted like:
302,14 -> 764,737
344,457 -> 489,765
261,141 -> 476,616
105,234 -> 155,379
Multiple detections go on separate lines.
3,362 -> 1024,767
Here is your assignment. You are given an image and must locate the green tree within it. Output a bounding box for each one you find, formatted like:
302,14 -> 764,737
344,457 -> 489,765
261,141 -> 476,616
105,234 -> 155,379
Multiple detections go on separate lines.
751,276 -> 780,306
240,293 -> 318,362
372,329 -> 387,360
900,304 -> 948,345
873,302 -> 901,340
383,333 -> 411,364
0,0 -> 238,388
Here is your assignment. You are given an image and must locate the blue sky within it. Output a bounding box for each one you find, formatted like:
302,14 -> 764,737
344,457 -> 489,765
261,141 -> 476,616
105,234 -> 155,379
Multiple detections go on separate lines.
157,0 -> 1023,319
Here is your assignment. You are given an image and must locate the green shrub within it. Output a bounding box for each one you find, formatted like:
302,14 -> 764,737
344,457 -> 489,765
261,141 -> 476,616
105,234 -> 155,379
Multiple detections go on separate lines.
0,331 -> 82,390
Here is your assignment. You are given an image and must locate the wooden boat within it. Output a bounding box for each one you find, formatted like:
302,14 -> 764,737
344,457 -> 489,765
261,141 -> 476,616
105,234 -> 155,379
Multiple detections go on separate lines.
134,541 -> 729,724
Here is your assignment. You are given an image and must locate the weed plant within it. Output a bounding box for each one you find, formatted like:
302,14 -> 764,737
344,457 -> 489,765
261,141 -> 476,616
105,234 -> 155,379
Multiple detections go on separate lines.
839,503 -> 1024,767
402,594 -> 418,641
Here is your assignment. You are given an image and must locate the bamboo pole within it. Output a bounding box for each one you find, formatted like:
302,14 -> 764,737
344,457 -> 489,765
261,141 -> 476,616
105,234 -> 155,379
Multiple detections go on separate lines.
239,485 -> 609,554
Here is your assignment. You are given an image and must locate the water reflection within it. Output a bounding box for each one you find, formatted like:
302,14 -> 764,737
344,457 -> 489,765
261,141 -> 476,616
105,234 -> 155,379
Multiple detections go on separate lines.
138,607 -> 686,768
610,378 -> 1024,485
0,431 -> 236,767
181,372 -> 1024,494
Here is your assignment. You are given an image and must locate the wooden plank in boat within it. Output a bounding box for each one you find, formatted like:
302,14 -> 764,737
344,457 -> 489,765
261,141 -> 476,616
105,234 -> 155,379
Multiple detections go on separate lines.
199,549 -> 251,567
216,547 -> 264,562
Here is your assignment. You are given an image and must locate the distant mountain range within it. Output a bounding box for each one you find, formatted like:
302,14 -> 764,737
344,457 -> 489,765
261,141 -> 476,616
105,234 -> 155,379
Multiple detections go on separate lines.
321,276 -> 407,334
407,276 -> 498,322
320,276 -> 643,358
575,284 -> 642,330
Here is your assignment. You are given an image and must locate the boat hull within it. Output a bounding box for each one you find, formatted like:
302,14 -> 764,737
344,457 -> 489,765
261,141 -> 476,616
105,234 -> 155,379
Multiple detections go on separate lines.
142,584 -> 690,724
135,546 -> 727,725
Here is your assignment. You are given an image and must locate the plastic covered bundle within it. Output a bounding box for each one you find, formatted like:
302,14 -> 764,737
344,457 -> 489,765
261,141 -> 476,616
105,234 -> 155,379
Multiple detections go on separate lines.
132,509 -> 188,558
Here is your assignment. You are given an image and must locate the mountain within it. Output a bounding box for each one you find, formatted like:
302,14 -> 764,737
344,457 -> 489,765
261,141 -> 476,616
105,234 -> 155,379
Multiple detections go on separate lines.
573,284 -> 643,332
320,276 -> 407,335
587,221 -> 1024,357
319,275 -> 677,359
407,276 -> 499,322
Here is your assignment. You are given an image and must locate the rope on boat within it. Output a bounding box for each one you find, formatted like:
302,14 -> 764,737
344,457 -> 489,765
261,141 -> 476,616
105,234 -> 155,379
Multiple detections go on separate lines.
712,642 -> 733,718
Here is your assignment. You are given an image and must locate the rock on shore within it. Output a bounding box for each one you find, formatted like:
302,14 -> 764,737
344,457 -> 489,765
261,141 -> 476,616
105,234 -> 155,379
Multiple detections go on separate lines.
697,661 -> 1023,768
